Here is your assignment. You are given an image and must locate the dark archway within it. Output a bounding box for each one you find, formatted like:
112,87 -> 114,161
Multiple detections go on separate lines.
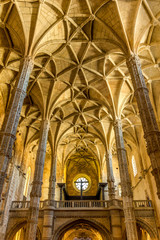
122,220 -> 158,240
136,219 -> 158,240
6,221 -> 42,240
53,219 -> 112,240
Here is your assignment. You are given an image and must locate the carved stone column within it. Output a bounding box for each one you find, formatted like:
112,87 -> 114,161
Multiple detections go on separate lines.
0,57 -> 33,199
42,207 -> 54,240
126,54 -> 160,199
25,120 -> 50,240
106,151 -> 115,200
0,161 -> 16,240
48,154 -> 57,201
114,119 -> 138,240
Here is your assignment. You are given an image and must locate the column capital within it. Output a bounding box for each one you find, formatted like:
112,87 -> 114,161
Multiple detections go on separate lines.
22,55 -> 34,64
57,183 -> 65,188
113,118 -> 122,127
105,150 -> 112,161
23,55 -> 34,61
126,53 -> 148,91
126,53 -> 140,63
19,56 -> 34,79
41,119 -> 50,126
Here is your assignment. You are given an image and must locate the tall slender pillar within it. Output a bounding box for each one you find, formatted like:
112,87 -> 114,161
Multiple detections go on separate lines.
114,119 -> 138,240
106,151 -> 115,200
48,154 -> 57,201
25,120 -> 50,240
106,152 -> 122,239
126,54 -> 160,199
0,161 -> 15,240
42,153 -> 56,240
0,57 -> 33,199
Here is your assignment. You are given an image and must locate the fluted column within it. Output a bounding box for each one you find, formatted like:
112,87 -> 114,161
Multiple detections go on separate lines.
126,54 -> 160,199
25,120 -> 50,240
0,57 -> 33,200
114,119 -> 138,240
48,154 -> 57,201
106,151 -> 115,200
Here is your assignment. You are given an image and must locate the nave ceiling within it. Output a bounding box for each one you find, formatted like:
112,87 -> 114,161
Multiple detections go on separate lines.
0,0 -> 160,170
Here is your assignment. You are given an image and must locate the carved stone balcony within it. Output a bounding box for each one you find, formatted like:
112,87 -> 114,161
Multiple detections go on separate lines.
10,199 -> 152,210
6,199 -> 157,240
9,199 -> 155,224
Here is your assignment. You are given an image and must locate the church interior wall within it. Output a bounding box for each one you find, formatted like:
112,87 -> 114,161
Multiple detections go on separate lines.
0,0 -> 160,239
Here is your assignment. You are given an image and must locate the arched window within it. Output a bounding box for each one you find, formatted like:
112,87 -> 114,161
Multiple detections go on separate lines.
132,156 -> 137,177
118,183 -> 122,197
75,177 -> 89,191
23,167 -> 31,198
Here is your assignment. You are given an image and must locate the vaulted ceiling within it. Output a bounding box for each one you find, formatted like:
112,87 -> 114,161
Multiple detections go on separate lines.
0,0 -> 160,169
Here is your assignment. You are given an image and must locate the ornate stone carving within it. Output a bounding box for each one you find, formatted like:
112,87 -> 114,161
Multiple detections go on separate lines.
105,151 -> 115,200
114,119 -> 138,240
48,154 -> 57,201
126,54 -> 160,199
25,120 -> 50,240
0,57 -> 34,200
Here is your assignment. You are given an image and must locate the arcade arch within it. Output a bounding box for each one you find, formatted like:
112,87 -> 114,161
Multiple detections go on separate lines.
54,219 -> 112,240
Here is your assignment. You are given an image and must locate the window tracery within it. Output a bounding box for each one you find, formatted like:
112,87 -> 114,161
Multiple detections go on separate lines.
75,177 -> 89,191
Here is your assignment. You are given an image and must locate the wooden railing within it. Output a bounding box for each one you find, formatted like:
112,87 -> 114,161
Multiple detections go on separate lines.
11,199 -> 153,210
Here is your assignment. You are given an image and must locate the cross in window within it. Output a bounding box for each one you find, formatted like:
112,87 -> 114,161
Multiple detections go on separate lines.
74,178 -> 88,199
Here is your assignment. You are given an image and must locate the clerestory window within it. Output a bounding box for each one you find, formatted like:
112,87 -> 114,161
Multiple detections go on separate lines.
132,155 -> 137,177
23,167 -> 31,197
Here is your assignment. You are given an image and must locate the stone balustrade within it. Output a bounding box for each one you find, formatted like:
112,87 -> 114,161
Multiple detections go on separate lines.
133,200 -> 152,208
43,200 -> 110,208
11,201 -> 44,209
11,199 -> 153,210
7,199 -> 156,240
